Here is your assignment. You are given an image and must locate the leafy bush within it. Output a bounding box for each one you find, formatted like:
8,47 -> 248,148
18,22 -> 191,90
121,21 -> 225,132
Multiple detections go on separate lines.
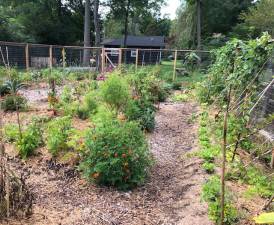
80,119 -> 152,190
100,74 -> 130,112
125,99 -> 156,132
171,93 -> 189,102
46,116 -> 72,156
1,95 -> 27,111
76,91 -> 98,120
202,176 -> 238,224
16,121 -> 43,158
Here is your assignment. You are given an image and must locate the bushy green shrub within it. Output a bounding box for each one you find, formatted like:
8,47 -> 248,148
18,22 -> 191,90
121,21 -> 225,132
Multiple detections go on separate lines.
46,116 -> 72,156
80,119 -> 152,190
1,95 -> 27,111
100,74 -> 130,112
4,120 -> 43,158
125,99 -> 156,132
76,91 -> 98,120
16,121 -> 43,158
202,176 -> 238,224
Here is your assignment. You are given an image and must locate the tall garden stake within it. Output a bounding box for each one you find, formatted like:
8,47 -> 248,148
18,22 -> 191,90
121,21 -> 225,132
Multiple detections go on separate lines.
220,86 -> 231,225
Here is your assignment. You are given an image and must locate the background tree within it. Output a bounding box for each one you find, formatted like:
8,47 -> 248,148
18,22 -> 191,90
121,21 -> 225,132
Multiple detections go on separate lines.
83,0 -> 91,65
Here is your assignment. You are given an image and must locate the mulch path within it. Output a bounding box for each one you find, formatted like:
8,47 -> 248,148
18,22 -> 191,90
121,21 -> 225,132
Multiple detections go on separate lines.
3,101 -> 212,225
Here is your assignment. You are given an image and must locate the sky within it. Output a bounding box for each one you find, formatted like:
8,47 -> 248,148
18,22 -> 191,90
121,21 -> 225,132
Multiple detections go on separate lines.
161,0 -> 181,19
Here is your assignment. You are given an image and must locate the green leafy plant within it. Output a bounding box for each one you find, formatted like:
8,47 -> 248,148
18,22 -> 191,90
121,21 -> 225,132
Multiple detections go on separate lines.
1,95 -> 27,111
202,176 -> 238,224
76,91 -> 98,120
100,73 -> 130,112
3,123 -> 20,142
202,162 -> 215,173
16,120 -> 43,158
46,116 -> 72,156
80,119 -> 152,190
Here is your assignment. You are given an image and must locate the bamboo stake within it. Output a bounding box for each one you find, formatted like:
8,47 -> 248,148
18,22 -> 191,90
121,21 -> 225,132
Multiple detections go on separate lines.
173,50 -> 178,81
135,49 -> 139,71
49,45 -> 53,69
221,87 -> 232,225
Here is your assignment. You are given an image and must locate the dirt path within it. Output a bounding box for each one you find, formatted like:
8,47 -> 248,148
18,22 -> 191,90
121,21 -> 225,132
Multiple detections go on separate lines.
4,102 -> 212,225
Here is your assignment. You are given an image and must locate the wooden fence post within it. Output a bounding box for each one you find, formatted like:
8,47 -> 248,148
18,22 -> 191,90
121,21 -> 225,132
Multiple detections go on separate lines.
25,44 -> 29,71
118,48 -> 122,66
62,47 -> 66,68
49,45 -> 53,69
135,49 -> 139,70
101,48 -> 105,73
173,50 -> 178,81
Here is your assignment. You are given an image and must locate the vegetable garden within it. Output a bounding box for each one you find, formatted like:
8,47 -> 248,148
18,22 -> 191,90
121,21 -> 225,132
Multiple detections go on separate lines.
0,33 -> 274,225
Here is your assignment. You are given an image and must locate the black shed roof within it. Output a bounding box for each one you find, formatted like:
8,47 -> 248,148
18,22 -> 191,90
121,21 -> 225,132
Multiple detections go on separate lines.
101,35 -> 165,47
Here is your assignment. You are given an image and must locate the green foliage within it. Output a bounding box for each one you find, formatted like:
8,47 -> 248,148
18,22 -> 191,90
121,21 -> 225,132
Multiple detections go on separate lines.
4,79 -> 26,94
16,120 -> 43,159
240,0 -> 274,37
202,162 -> 215,173
3,123 -> 20,142
197,33 -> 273,105
76,91 -> 98,120
227,163 -> 274,198
100,74 -> 130,112
1,95 -> 27,111
202,176 -> 238,224
125,99 -> 155,132
46,116 -> 72,156
171,93 -> 189,102
80,119 -> 152,190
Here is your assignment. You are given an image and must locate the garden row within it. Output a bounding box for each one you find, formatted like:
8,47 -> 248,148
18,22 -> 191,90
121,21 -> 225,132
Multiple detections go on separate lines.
1,66 -> 176,190
194,33 -> 274,224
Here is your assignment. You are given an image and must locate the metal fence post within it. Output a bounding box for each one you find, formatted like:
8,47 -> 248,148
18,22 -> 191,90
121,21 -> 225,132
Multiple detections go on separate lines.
173,50 -> 178,81
49,45 -> 53,69
25,44 -> 29,71
135,49 -> 139,70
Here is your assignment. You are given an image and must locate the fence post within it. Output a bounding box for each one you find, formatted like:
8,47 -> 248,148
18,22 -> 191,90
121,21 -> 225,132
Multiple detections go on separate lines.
49,45 -> 53,69
173,50 -> 178,81
118,48 -> 122,66
101,48 -> 105,74
135,49 -> 139,70
25,44 -> 29,71
62,47 -> 66,68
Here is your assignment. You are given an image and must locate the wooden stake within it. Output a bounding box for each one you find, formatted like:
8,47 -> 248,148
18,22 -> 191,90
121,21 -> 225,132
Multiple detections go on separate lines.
135,49 -> 139,70
62,47 -> 66,68
118,48 -> 122,66
25,44 -> 29,71
173,50 -> 178,81
101,48 -> 105,73
49,45 -> 53,69
221,87 -> 232,225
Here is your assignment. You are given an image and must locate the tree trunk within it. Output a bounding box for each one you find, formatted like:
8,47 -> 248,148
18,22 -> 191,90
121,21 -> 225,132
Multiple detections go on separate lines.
196,0 -> 201,66
94,0 -> 100,47
83,0 -> 91,66
123,0 -> 131,48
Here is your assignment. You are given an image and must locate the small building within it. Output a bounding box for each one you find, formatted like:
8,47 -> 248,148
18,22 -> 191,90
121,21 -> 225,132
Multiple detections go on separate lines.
101,35 -> 165,65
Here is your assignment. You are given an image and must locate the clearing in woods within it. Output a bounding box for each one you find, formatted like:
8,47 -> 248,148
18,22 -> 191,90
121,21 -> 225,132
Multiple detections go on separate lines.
5,101 -> 212,225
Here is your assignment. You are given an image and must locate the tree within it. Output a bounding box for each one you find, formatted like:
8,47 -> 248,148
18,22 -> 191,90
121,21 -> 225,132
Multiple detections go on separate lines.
83,0 -> 91,65
240,0 -> 274,37
170,0 -> 253,48
93,0 -> 101,47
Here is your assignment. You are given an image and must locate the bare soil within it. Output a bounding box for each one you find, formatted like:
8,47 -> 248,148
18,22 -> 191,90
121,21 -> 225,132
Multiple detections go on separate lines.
2,101 -> 212,225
